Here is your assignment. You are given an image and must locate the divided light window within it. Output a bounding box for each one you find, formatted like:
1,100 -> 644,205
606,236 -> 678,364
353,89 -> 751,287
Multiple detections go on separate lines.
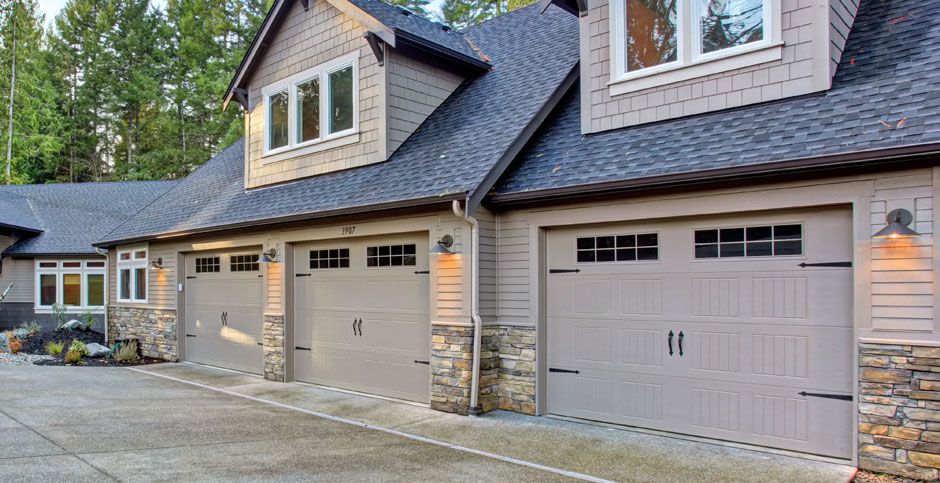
309,249 -> 350,269
195,256 -> 221,273
263,53 -> 358,155
367,244 -> 417,267
577,234 -> 659,263
118,247 -> 148,303
615,0 -> 771,77
35,260 -> 106,310
694,224 -> 802,258
231,255 -> 260,272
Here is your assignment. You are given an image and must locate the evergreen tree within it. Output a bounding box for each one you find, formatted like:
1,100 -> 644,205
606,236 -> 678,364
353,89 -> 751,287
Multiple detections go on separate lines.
439,0 -> 534,30
385,0 -> 431,18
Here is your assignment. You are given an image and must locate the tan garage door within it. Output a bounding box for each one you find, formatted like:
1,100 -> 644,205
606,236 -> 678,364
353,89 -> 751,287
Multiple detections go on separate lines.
184,251 -> 264,374
294,233 -> 430,403
546,207 -> 854,459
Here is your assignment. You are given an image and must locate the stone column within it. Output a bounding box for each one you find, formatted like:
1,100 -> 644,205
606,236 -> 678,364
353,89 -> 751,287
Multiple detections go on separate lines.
859,343 -> 940,480
430,325 -> 473,415
263,314 -> 285,382
497,326 -> 536,415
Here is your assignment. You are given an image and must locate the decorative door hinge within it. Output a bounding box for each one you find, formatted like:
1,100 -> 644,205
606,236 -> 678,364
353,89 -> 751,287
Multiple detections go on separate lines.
414,270 -> 430,274
295,346 -> 311,351
798,262 -> 852,268
549,269 -> 581,274
549,367 -> 580,374
295,273 -> 311,277
414,360 -> 430,365
798,391 -> 853,401
186,276 -> 197,279
185,334 -> 196,338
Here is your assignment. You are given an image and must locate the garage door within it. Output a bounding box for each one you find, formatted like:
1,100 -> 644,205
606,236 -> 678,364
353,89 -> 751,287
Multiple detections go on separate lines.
546,207 -> 853,459
294,234 -> 430,402
184,251 -> 264,374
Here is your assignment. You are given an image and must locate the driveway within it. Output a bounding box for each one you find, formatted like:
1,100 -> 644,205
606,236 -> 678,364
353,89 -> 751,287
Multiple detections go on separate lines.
0,364 -> 857,482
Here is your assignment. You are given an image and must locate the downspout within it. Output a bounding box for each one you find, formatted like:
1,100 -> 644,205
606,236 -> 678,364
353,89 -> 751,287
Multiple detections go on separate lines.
452,199 -> 483,416
95,247 -> 109,339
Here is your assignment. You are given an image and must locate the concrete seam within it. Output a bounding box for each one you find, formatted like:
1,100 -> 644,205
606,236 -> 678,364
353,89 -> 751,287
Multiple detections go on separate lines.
127,367 -> 617,483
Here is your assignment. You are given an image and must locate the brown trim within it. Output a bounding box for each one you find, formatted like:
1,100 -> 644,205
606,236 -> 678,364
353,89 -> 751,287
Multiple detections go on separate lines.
487,143 -> 940,207
94,193 -> 467,247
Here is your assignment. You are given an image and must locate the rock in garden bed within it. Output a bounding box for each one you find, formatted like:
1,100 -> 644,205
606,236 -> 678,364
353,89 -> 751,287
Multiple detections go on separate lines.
18,329 -> 104,355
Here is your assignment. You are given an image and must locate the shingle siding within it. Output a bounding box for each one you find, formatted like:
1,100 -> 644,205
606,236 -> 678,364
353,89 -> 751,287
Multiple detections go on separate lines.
829,0 -> 860,78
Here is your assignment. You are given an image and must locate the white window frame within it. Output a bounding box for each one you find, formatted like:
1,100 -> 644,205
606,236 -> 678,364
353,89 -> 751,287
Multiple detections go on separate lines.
262,52 -> 360,162
117,247 -> 148,304
609,0 -> 782,96
34,259 -> 107,312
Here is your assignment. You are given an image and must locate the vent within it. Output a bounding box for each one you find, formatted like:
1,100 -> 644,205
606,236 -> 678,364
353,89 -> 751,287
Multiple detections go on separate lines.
396,5 -> 412,15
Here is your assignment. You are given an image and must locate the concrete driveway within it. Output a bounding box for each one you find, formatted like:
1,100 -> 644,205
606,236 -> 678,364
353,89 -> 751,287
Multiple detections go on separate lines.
0,364 -> 857,482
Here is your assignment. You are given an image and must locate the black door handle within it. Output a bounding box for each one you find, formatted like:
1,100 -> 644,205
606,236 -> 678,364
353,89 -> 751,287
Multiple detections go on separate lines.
357,318 -> 363,336
678,331 -> 684,357
667,330 -> 674,356
353,318 -> 358,336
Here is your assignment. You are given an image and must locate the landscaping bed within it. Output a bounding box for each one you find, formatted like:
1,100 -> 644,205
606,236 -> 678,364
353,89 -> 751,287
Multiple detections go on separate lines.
19,329 -> 104,354
33,352 -> 165,367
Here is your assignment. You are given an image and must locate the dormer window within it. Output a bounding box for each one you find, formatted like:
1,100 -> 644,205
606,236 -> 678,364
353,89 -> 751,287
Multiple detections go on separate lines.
609,0 -> 781,96
262,52 -> 359,160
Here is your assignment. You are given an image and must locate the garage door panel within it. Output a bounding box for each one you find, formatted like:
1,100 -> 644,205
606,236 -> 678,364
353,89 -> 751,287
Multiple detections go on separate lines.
546,207 -> 853,459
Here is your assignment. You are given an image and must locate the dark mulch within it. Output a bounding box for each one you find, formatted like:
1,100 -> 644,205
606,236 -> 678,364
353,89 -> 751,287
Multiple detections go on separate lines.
19,329 -> 104,354
854,470 -> 928,483
33,353 -> 165,366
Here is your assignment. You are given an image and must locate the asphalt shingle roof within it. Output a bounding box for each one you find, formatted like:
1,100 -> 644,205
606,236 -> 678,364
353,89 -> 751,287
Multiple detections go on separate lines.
493,0 -> 940,197
99,4 -> 579,245
348,0 -> 481,60
0,191 -> 40,232
1,182 -> 177,255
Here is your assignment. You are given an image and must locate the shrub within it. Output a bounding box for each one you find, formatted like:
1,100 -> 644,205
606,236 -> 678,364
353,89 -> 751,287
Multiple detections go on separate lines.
45,341 -> 65,355
52,304 -> 67,330
8,338 -> 21,354
113,340 -> 139,363
20,321 -> 41,335
64,349 -> 82,364
78,312 -> 96,331
69,340 -> 88,356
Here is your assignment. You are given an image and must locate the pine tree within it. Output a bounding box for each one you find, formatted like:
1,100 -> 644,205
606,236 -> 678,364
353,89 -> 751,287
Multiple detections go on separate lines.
385,0 -> 431,18
439,0 -> 534,30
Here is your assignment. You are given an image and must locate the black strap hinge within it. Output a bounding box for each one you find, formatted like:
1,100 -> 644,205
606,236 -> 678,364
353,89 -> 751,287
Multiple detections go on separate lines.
549,269 -> 581,274
414,360 -> 430,365
798,262 -> 852,268
414,270 -> 430,274
186,276 -> 197,279
185,334 -> 196,338
798,391 -> 853,401
549,367 -> 580,374
295,273 -> 311,277
295,346 -> 311,351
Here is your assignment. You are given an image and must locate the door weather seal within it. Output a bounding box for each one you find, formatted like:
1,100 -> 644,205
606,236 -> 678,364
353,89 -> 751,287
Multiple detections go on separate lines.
549,367 -> 580,374
549,269 -> 581,274
798,391 -> 853,401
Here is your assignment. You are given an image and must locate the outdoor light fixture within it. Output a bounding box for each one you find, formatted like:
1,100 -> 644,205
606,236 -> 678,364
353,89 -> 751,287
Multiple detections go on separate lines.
258,248 -> 278,263
430,234 -> 454,255
149,258 -> 163,270
873,208 -> 920,239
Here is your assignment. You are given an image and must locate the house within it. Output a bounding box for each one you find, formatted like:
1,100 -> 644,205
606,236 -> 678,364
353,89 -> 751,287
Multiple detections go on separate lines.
0,182 -> 176,331
84,0 -> 940,478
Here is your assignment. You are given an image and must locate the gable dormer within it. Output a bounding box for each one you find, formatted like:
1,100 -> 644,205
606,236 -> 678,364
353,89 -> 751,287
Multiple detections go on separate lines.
225,0 -> 487,189
565,0 -> 859,134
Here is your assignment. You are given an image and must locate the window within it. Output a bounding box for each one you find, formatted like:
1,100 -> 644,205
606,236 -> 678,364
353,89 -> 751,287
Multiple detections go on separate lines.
577,234 -> 659,262
310,249 -> 350,269
231,254 -> 260,272
694,224 -> 802,259
262,53 -> 358,156
611,0 -> 777,92
35,259 -> 106,310
117,247 -> 147,303
367,244 -> 417,267
195,256 -> 220,273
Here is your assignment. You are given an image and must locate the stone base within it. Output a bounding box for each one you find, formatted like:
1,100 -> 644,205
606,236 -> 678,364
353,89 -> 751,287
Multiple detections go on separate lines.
859,343 -> 940,481
263,314 -> 285,382
497,326 -> 536,415
430,326 -> 473,415
107,306 -> 178,361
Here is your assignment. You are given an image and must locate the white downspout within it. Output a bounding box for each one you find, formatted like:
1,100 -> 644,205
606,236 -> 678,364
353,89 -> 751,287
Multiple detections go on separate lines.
453,199 -> 483,416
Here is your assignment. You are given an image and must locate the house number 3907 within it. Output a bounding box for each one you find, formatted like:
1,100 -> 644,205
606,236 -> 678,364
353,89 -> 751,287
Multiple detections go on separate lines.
341,226 -> 356,235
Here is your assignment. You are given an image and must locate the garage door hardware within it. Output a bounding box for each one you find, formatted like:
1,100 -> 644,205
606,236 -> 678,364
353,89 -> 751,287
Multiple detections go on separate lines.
220,311 -> 228,326
678,331 -> 684,357
257,342 -> 264,346
798,391 -> 853,401
798,262 -> 852,268
414,360 -> 430,365
357,318 -> 363,336
295,273 -> 311,277
549,269 -> 581,274
186,334 -> 196,338
353,318 -> 363,336
667,330 -> 674,356
414,270 -> 430,274
549,368 -> 581,374
186,276 -> 197,279
295,346 -> 311,351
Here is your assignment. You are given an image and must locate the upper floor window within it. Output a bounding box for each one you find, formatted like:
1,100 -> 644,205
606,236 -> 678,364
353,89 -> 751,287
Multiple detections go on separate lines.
118,247 -> 148,303
263,52 -> 358,157
610,0 -> 779,94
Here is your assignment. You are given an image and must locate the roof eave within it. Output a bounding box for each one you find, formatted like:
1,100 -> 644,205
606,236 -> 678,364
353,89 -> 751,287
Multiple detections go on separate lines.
393,29 -> 490,74
0,222 -> 42,235
487,142 -> 940,206
94,192 -> 468,247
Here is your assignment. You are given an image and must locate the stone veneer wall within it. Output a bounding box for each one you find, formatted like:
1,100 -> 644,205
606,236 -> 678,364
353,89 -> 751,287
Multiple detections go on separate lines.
107,306 -> 178,361
263,314 -> 285,382
859,343 -> 940,481
497,326 -> 536,415
431,326 -> 473,415
479,327 -> 500,413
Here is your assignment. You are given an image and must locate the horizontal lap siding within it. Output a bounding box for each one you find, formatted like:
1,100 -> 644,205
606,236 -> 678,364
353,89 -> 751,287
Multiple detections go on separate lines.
496,214 -> 531,325
477,208 -> 498,322
870,171 -> 934,332
0,257 -> 34,304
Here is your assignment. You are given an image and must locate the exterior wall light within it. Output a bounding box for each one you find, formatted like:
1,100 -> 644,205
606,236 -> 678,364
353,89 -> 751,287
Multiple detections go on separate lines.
149,258 -> 164,270
258,248 -> 278,263
873,208 -> 920,239
430,234 -> 454,254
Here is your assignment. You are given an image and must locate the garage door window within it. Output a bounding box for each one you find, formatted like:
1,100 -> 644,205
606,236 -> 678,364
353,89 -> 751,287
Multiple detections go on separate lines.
576,234 -> 658,262
694,224 -> 802,258
366,244 -> 417,267
231,254 -> 260,272
310,248 -> 350,269
195,257 -> 220,273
